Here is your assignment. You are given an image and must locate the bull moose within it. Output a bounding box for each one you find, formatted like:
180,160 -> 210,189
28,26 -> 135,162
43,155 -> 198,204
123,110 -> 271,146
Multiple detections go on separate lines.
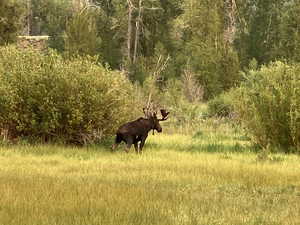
112,109 -> 169,153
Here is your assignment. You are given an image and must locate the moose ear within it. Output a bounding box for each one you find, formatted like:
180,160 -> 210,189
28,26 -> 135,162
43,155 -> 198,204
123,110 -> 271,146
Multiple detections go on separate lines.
158,109 -> 169,121
160,109 -> 169,118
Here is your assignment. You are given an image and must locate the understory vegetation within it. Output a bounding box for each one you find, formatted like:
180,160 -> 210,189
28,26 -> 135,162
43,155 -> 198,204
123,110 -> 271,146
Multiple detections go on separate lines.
0,46 -> 137,144
1,125 -> 300,225
233,62 -> 300,151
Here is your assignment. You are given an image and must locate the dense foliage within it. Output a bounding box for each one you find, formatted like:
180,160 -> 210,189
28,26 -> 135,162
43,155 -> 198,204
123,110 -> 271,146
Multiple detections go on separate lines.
232,62 -> 300,152
0,46 -> 136,144
1,1 -> 300,150
29,0 -> 73,50
0,0 -> 24,45
2,0 -> 300,98
207,92 -> 234,118
235,0 -> 300,67
64,8 -> 101,57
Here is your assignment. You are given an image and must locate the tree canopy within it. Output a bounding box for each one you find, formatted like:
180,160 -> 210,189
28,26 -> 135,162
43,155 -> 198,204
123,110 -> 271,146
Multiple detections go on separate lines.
1,0 -> 300,99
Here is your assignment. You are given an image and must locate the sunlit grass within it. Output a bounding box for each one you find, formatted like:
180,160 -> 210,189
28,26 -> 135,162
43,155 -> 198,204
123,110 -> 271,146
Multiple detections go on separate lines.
1,123 -> 300,225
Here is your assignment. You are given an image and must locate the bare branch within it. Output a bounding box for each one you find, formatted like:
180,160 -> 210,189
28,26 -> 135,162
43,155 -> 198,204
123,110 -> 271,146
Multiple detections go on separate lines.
145,55 -> 170,111
142,7 -> 162,10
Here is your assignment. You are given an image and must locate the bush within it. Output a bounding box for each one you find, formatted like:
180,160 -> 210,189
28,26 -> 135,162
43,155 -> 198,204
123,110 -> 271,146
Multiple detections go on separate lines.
187,41 -> 241,100
232,61 -> 300,152
162,79 -> 205,127
207,92 -> 234,118
0,46 -> 136,144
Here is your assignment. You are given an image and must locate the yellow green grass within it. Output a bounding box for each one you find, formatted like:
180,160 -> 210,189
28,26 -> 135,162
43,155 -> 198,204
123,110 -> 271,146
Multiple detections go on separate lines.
0,128 -> 300,225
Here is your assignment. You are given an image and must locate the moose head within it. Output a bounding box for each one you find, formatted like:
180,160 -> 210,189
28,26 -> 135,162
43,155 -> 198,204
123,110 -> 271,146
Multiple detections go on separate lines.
143,108 -> 169,133
112,108 -> 169,153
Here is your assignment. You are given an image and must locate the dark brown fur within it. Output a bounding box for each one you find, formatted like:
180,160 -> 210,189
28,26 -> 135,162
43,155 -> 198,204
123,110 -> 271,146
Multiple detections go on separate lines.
112,113 -> 164,153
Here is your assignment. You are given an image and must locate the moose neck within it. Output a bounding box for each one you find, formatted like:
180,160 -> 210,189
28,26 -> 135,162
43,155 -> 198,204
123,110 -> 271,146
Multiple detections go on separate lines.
144,118 -> 156,133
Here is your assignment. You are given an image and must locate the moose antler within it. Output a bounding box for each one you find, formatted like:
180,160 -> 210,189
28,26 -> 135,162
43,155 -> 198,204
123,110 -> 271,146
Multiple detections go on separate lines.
143,106 -> 169,121
158,109 -> 169,121
143,107 -> 154,118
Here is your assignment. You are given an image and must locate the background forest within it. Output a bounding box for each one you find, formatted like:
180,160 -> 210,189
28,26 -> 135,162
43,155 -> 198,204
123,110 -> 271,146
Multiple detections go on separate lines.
0,0 -> 300,151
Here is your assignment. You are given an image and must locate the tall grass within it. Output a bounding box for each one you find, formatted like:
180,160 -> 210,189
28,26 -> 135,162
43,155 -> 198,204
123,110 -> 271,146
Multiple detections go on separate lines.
0,124 -> 300,225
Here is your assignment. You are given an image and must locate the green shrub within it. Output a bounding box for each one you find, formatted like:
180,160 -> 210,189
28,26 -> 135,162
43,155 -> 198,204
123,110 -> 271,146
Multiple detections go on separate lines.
187,41 -> 241,100
0,46 -> 136,144
162,79 -> 205,128
207,92 -> 234,117
232,61 -> 300,152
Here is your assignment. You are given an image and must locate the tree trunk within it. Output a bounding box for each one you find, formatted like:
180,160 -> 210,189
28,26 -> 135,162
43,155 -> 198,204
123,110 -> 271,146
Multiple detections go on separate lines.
27,0 -> 31,35
127,0 -> 134,63
133,0 -> 143,63
224,0 -> 237,45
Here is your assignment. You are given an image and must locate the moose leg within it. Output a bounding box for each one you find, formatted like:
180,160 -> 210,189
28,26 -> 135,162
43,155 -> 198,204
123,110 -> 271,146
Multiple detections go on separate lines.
124,137 -> 133,153
134,136 -> 142,154
139,135 -> 148,153
111,143 -> 118,151
134,142 -> 139,154
111,133 -> 122,151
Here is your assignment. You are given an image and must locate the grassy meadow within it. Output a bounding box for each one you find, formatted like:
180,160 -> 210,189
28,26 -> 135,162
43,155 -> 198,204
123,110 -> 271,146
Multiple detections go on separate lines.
0,121 -> 300,225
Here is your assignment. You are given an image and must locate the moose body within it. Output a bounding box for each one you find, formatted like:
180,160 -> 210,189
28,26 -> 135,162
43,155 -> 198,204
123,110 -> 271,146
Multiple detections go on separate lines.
112,109 -> 169,153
